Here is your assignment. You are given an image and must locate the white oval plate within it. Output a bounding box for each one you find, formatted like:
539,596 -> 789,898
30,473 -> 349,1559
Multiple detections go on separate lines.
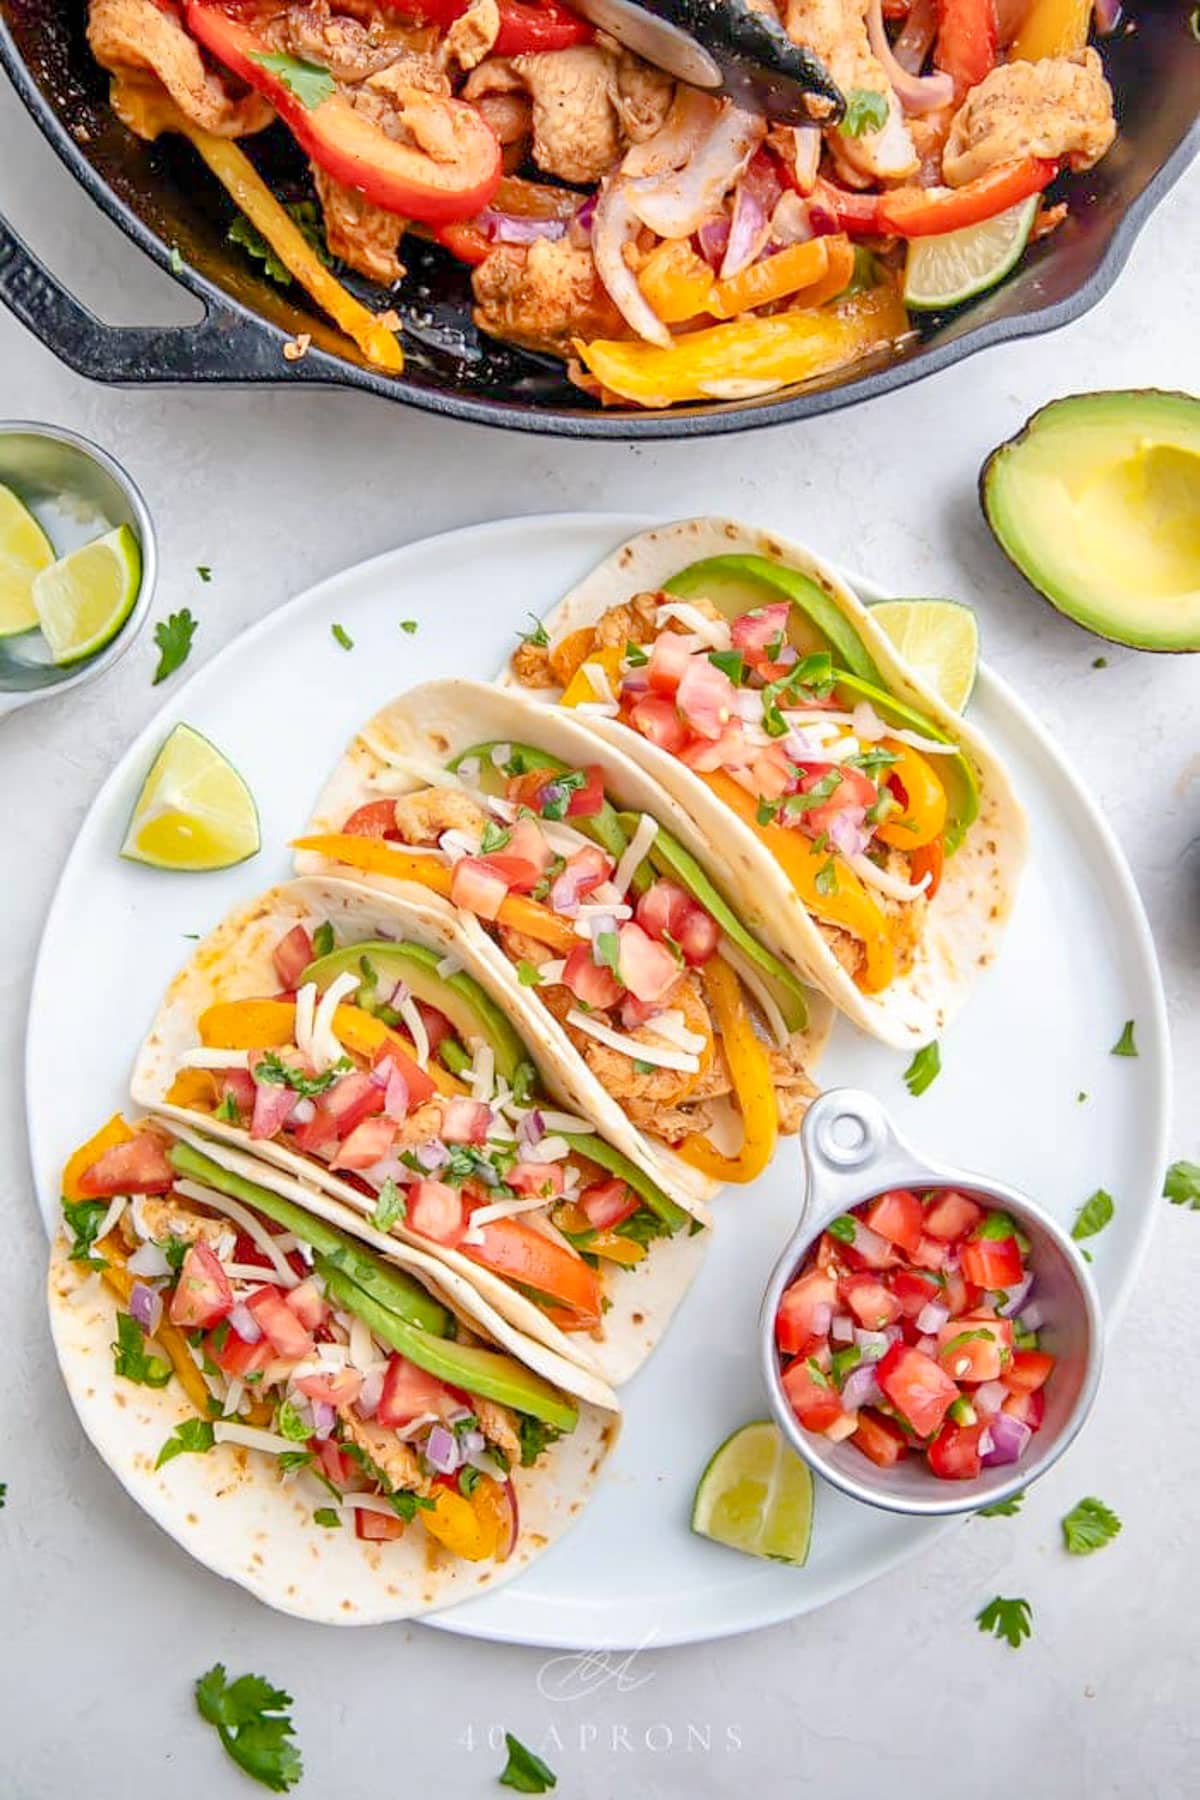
26,514 -> 1170,1648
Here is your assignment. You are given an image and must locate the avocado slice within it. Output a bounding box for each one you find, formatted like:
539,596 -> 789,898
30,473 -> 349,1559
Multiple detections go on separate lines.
981,391 -> 1200,652
167,1142 -> 451,1337
615,812 -> 810,1033
561,1132 -> 691,1234
302,940 -> 527,1086
317,1259 -> 578,1432
829,672 -> 979,855
451,740 -> 631,863
664,554 -> 882,684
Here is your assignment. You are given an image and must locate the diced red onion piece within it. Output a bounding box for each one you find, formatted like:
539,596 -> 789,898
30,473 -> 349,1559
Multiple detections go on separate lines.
915,1300 -> 951,1334
357,1367 -> 385,1420
459,1430 -> 487,1458
854,1329 -> 890,1361
425,1423 -> 460,1475
371,1056 -> 394,1089
129,1281 -> 162,1336
974,1379 -> 1008,1417
1019,1300 -> 1045,1332
311,1400 -> 335,1439
228,1301 -> 263,1344
1092,0 -> 1121,33
575,192 -> 597,233
827,808 -> 871,859
480,210 -> 567,245
384,1064 -> 410,1122
998,1274 -> 1033,1317
287,1095 -> 316,1126
810,1302 -> 833,1339
127,1241 -> 171,1278
840,1364 -> 884,1413
697,214 -> 731,269
979,1428 -> 995,1456
414,1139 -> 450,1173
981,1412 -> 1032,1466
517,1110 -> 545,1150
830,1312 -> 855,1344
866,0 -> 955,112
719,179 -> 769,279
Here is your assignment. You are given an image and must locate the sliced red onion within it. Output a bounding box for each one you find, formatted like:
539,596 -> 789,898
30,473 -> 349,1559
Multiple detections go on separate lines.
425,1423 -> 460,1475
370,1055 -> 394,1089
384,1064 -> 410,1123
915,1300 -> 950,1334
830,1312 -> 855,1344
517,1110 -> 545,1150
287,1095 -> 316,1126
827,808 -> 872,860
414,1138 -> 450,1173
1092,0 -> 1121,32
574,192 -> 597,234
550,860 -> 596,915
719,180 -> 769,280
591,178 -> 672,348
228,1301 -> 263,1344
129,1281 -> 162,1336
622,669 -> 651,695
979,1428 -> 995,1456
501,1476 -> 520,1560
480,210 -> 567,245
311,1400 -> 336,1440
625,104 -> 765,239
981,1412 -> 1032,1466
974,1379 -> 1008,1417
697,214 -> 731,270
854,1329 -> 891,1361
357,1367 -> 385,1420
1019,1300 -> 1045,1332
998,1274 -> 1033,1317
840,1364 -> 884,1413
867,0 -> 954,112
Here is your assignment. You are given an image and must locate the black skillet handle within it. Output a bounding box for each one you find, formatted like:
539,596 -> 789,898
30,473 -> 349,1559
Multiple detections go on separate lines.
0,210 -> 324,385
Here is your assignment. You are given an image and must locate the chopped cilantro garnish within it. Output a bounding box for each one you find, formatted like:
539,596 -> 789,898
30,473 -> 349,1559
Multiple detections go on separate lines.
195,1663 -> 303,1792
708,648 -> 745,684
156,1418 -> 215,1470
1110,1020 -> 1137,1057
538,770 -> 587,821
152,608 -> 198,685
624,641 -> 649,667
827,1215 -> 856,1244
215,1090 -> 241,1124
1061,1495 -> 1122,1555
313,1507 -> 341,1529
388,1490 -> 435,1521
975,1595 -> 1032,1649
499,1732 -> 557,1793
517,1415 -> 562,1468
312,920 -> 335,959
275,1398 -> 311,1442
516,960 -> 542,987
62,1197 -> 111,1267
519,613 -> 549,647
814,856 -> 838,897
370,1178 -> 406,1231
480,820 -> 513,854
840,88 -> 889,137
594,929 -> 622,980
248,49 -> 335,109
112,1312 -> 171,1388
254,1049 -> 352,1098
903,1041 -> 941,1097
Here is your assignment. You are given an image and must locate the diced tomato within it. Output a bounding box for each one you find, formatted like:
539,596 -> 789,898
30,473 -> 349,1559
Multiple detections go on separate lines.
960,1235 -> 1024,1290
864,1188 -> 924,1256
321,1071 -> 386,1137
562,942 -> 622,1010
451,856 -> 510,921
343,799 -> 399,838
782,1356 -> 844,1433
578,1178 -> 639,1232
676,657 -> 737,740
331,1115 -> 397,1171
312,1436 -> 358,1490
877,1342 -> 959,1438
840,1219 -> 898,1272
407,1179 -> 465,1246
628,693 -> 688,754
909,1234 -> 949,1271
246,1284 -> 315,1359
1002,1387 -> 1045,1431
295,1366 -> 362,1408
927,1419 -> 985,1480
1005,1349 -> 1055,1394
635,879 -> 691,943
942,1268 -> 972,1315
284,1277 -> 328,1332
839,1272 -> 903,1330
168,1241 -> 233,1330
743,744 -> 794,802
377,1352 -> 454,1427
249,1077 -> 296,1142
678,722 -> 746,772
922,1189 -> 984,1242
273,924 -> 314,989
414,1000 -> 455,1061
207,1326 -> 274,1380
675,904 -> 719,965
799,762 -> 876,838
934,0 -> 996,92
731,601 -> 790,671
617,922 -> 682,1004
507,1161 -> 566,1200
77,1129 -> 175,1197
891,1267 -> 943,1319
910,837 -> 944,900
563,766 -> 606,818
775,1269 -> 837,1355
291,1108 -> 340,1158
646,631 -> 695,697
937,1314 -> 1013,1383
355,1507 -> 405,1541
219,1068 -> 258,1121
230,1231 -> 305,1280
480,817 -> 553,892
852,1408 -> 909,1468
440,1097 -> 492,1144
549,845 -> 611,914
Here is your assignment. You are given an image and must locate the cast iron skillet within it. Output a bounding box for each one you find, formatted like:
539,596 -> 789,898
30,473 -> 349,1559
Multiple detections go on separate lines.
0,0 -> 1196,438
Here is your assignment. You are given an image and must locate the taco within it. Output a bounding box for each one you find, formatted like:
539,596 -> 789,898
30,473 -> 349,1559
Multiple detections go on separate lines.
293,682 -> 833,1199
50,1114 -> 617,1624
498,518 -> 1027,1047
131,877 -> 709,1386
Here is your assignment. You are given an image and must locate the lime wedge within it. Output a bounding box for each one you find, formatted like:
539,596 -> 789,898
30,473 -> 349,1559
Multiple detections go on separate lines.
0,484 -> 54,638
903,197 -> 1039,312
691,1420 -> 813,1565
870,598 -> 979,711
31,524 -> 141,665
121,724 -> 260,872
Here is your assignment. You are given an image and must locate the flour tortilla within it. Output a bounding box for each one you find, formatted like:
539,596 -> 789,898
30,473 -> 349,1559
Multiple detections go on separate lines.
293,679 -> 834,1198
49,1227 -> 616,1626
131,876 -> 710,1386
495,517 -> 1028,1047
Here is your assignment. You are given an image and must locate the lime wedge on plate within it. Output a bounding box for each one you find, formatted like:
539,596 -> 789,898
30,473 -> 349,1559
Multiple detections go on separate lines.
0,483 -> 54,637
691,1420 -> 814,1565
870,598 -> 979,711
122,724 -> 260,872
32,524 -> 141,665
903,196 -> 1039,312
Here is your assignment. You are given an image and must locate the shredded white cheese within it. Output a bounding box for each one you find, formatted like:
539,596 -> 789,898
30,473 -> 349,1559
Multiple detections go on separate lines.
572,702 -> 620,719
176,1047 -> 253,1070
583,660 -> 618,706
718,937 -> 790,1050
565,1008 -> 700,1073
438,828 -> 480,864
640,1009 -> 707,1055
541,820 -> 602,858
469,1042 -> 496,1102
173,1178 -> 300,1286
654,602 -> 733,651
395,992 -> 430,1068
87,1193 -> 128,1247
465,1192 -> 559,1236
845,854 -> 932,903
613,812 -> 658,896
534,958 -> 566,985
294,981 -> 317,1063
311,972 -> 359,1071
435,954 -> 463,980
213,1421 -> 299,1456
536,1109 -> 597,1136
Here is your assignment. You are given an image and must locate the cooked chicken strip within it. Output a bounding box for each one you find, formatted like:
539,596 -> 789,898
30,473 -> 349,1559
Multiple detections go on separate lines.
942,50 -> 1116,187
88,0 -> 274,137
313,162 -> 405,286
466,45 -> 672,185
472,238 -> 627,358
784,0 -> 918,180
339,1413 -> 434,1496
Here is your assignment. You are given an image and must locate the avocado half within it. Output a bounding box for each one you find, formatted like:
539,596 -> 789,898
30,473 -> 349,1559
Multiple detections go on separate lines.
981,391 -> 1200,653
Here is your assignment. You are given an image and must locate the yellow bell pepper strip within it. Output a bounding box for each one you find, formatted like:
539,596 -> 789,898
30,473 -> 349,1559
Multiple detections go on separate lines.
677,956 -> 778,1183
559,642 -> 625,708
552,1201 -> 648,1265
422,1479 -> 506,1561
875,741 -> 948,851
709,236 -> 833,320
96,1238 -> 215,1417
194,997 -> 467,1095
574,284 -> 908,410
109,80 -> 403,373
637,239 -> 719,326
1013,0 -> 1091,60
700,771 -> 896,993
62,1114 -> 134,1200
293,834 -> 579,955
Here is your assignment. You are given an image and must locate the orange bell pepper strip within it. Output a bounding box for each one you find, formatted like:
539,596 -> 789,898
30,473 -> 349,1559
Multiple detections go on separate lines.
875,742 -> 947,851
62,1114 -> 135,1200
293,833 -> 579,955
194,997 -> 467,1096
709,236 -> 834,320
553,1201 -> 648,1265
1013,0 -> 1091,60
700,771 -> 896,993
637,239 -> 719,326
422,1479 -> 506,1561
460,1216 -> 603,1329
909,836 -> 944,899
770,235 -> 856,313
677,956 -> 778,1183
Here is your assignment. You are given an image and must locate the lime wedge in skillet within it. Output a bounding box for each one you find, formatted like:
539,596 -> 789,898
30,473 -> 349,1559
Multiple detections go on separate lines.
121,723 -> 260,872
32,524 -> 141,665
691,1421 -> 814,1565
0,483 -> 54,637
870,598 -> 980,711
903,196 -> 1039,313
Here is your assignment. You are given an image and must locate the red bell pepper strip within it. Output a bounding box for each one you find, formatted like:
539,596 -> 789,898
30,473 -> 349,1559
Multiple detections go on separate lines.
934,0 -> 997,93
814,159 -> 1058,239
381,0 -> 592,52
184,0 -> 502,224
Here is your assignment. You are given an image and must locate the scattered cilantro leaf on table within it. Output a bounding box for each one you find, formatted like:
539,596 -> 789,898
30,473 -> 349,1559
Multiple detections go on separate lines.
976,1595 -> 1032,1649
977,1490 -> 1025,1518
1062,1496 -> 1121,1556
196,565 -> 212,582
152,608 -> 198,685
1110,1020 -> 1137,1057
904,1041 -> 941,1097
400,619 -> 418,635
195,1664 -> 303,1792
0,1481 -> 6,1509
1164,1161 -> 1200,1209
499,1732 -> 557,1793
331,622 -> 354,651
1072,1188 -> 1114,1251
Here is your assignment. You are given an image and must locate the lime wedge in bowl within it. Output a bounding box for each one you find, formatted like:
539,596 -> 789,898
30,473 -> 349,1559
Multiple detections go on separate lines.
870,598 -> 980,711
32,524 -> 141,665
691,1420 -> 814,1565
0,483 -> 54,638
903,196 -> 1039,312
122,724 -> 260,872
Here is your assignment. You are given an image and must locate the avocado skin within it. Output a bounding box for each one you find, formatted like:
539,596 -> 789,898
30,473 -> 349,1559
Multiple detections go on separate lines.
167,1141 -> 450,1337
980,390 -> 1200,653
665,553 -> 881,684
318,1258 -> 578,1432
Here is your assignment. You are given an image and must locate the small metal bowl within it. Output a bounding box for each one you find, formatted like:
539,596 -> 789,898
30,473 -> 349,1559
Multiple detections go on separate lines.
760,1089 -> 1103,1517
0,421 -> 156,719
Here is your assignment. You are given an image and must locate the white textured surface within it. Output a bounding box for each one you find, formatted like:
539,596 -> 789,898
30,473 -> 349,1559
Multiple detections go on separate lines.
1,82 -> 1197,1800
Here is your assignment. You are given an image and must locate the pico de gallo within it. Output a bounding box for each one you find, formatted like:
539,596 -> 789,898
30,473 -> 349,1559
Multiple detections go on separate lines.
61,1117 -> 586,1560
775,1186 -> 1054,1480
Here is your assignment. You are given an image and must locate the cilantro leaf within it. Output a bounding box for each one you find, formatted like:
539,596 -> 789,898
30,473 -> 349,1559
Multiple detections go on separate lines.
312,920 -> 335,959
516,960 -> 542,987
594,929 -> 622,980
275,1398 -> 312,1442
624,641 -> 649,667
517,1415 -> 562,1468
537,770 -> 587,821
195,1664 -> 303,1793
388,1490 -> 435,1521
511,1061 -> 537,1106
975,1595 -> 1032,1649
519,613 -> 549,648
840,88 -> 889,137
499,1732 -> 557,1793
1072,1188 -> 1114,1243
0,1482 -> 6,1509
708,648 -> 745,684
814,856 -> 838,897
151,609 -> 198,685
370,1177 -> 406,1231
227,213 -> 290,286
112,1312 -> 172,1389
248,49 -> 335,109
977,1489 -> 1025,1518
313,1506 -> 341,1528
62,1197 -> 111,1267
1062,1495 -> 1121,1556
480,820 -> 513,855
214,1090 -> 242,1124
1164,1160 -> 1200,1209
254,1049 -> 351,1098
156,1418 -> 216,1470
827,1215 -> 856,1245
1110,1019 -> 1137,1057
331,622 -> 353,652
613,1209 -> 673,1247
400,618 -> 418,634
904,1041 -> 941,1097
196,565 -> 212,582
